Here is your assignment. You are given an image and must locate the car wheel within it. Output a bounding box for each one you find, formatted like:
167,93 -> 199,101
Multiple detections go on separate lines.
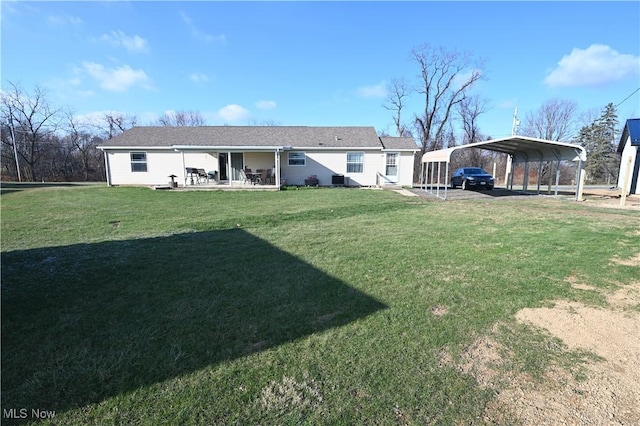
461,180 -> 467,190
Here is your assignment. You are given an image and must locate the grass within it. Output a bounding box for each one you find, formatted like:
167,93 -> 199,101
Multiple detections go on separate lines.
1,183 -> 639,425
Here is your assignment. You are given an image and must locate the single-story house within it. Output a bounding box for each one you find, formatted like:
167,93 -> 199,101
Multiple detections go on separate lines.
97,126 -> 418,189
617,118 -> 640,195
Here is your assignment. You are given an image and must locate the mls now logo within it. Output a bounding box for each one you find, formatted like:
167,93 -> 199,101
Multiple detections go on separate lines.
3,408 -> 56,420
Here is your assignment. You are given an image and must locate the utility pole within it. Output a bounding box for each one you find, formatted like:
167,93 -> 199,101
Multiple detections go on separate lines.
505,107 -> 519,187
511,107 -> 520,136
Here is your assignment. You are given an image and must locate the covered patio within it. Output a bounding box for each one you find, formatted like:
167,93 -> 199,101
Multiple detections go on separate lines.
420,136 -> 588,201
174,146 -> 284,189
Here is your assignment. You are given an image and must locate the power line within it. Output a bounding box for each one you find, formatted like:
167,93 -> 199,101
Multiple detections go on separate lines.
615,87 -> 640,108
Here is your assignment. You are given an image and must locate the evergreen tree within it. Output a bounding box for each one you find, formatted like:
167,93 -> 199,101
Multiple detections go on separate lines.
576,103 -> 619,184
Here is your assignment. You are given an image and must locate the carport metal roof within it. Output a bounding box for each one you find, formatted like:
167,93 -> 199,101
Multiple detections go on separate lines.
421,135 -> 587,200
421,135 -> 586,164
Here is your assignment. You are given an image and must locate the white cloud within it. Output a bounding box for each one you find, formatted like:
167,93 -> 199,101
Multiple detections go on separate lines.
452,69 -> 482,90
81,62 -> 153,92
544,44 -> 640,88
73,110 -> 116,127
180,11 -> 226,44
100,30 -> 149,53
255,100 -> 277,110
48,14 -> 82,27
356,81 -> 387,98
497,98 -> 518,109
218,104 -> 250,122
189,72 -> 209,83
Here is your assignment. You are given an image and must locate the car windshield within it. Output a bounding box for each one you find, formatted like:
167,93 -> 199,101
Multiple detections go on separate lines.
463,168 -> 487,175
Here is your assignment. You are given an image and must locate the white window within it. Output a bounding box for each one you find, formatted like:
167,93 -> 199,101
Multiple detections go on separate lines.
288,151 -> 306,166
130,152 -> 148,172
346,152 -> 364,173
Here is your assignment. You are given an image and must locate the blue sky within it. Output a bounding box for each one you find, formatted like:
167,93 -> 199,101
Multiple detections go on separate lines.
2,1 -> 639,139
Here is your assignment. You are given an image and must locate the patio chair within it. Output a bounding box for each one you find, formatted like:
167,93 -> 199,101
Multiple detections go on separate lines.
196,168 -> 208,184
240,169 -> 254,185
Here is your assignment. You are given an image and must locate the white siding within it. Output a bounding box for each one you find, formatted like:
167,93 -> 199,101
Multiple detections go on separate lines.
617,138 -> 638,194
280,150 -> 381,186
105,148 -> 416,187
107,150 -> 217,186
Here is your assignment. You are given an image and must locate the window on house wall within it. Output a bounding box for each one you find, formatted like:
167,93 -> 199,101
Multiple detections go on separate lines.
288,151 -> 306,166
346,152 -> 364,173
130,152 -> 148,172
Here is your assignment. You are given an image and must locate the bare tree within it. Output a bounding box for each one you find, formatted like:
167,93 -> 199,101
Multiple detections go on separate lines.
102,112 -> 138,139
412,44 -> 485,154
520,99 -> 579,191
383,78 -> 410,137
155,110 -> 205,126
407,44 -> 485,182
0,82 -> 61,181
520,99 -> 578,142
458,94 -> 488,145
453,95 -> 501,173
64,111 -> 104,181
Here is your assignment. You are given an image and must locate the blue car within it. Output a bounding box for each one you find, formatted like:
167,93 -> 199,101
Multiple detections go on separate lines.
451,167 -> 494,190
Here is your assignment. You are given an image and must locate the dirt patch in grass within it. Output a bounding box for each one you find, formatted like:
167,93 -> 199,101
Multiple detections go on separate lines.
258,372 -> 323,416
429,305 -> 449,317
610,252 -> 640,267
446,282 -> 640,425
581,192 -> 640,211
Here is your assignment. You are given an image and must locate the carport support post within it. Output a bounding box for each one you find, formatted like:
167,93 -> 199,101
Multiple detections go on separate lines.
575,159 -> 585,201
536,161 -> 543,194
505,155 -> 512,188
444,162 -> 449,200
620,155 -> 633,207
554,160 -> 561,197
430,162 -> 435,194
436,162 -> 441,198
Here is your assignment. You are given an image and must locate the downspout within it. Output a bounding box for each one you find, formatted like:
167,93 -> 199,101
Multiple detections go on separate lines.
180,151 -> 186,186
228,151 -> 232,187
277,149 -> 281,189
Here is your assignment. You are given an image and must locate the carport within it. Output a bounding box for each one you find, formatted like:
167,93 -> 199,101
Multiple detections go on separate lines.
421,136 -> 587,200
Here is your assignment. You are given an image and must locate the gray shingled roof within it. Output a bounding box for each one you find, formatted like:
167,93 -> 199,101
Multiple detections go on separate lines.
379,137 -> 419,150
100,126 -> 392,149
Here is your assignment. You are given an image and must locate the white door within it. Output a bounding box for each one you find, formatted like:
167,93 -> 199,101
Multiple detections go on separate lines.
385,152 -> 399,183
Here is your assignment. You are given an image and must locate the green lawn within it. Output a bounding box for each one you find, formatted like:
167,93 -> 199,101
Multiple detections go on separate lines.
1,184 -> 638,425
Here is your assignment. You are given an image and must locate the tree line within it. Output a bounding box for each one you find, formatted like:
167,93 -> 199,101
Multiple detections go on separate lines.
2,43 -> 628,184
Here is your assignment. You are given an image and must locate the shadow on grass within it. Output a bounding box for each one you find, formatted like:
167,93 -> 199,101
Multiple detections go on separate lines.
1,229 -> 386,421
